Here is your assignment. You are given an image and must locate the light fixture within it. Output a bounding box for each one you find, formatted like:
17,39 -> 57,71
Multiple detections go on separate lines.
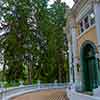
90,13 -> 95,19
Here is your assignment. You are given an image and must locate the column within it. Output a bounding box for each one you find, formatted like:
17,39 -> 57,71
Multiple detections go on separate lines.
93,2 -> 100,96
71,27 -> 79,88
95,2 -> 100,84
68,42 -> 73,83
95,3 -> 100,58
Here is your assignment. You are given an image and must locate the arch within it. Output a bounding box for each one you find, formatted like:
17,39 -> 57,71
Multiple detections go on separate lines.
80,40 -> 98,91
80,40 -> 96,53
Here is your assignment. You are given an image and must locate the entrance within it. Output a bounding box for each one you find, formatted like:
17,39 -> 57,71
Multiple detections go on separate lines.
80,41 -> 98,91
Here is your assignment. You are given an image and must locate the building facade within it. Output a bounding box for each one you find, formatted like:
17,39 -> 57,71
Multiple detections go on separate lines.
67,0 -> 100,92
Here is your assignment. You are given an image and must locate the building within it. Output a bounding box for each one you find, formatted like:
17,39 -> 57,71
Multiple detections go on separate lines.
67,0 -> 100,93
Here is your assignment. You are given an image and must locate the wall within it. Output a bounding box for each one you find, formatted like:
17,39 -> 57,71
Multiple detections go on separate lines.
77,26 -> 98,56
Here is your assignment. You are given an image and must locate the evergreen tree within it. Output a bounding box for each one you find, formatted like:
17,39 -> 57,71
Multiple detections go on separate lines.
0,0 -> 69,83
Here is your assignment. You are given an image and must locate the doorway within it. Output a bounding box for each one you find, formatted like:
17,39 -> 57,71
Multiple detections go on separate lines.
80,41 -> 98,91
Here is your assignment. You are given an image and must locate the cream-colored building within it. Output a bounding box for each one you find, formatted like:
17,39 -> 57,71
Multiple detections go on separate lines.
67,0 -> 100,92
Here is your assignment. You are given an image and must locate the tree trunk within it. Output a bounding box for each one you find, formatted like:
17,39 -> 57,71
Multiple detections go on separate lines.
58,49 -> 65,82
58,64 -> 62,82
28,64 -> 33,84
2,60 -> 6,81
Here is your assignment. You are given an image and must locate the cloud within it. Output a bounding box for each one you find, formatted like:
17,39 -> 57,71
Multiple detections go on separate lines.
48,0 -> 55,5
62,0 -> 74,8
48,0 -> 74,8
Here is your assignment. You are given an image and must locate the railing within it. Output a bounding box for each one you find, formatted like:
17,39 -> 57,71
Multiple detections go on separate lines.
0,83 -> 68,100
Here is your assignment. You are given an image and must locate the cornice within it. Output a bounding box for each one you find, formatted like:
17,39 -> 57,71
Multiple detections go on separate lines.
95,0 -> 100,3
72,0 -> 88,13
72,0 -> 100,11
70,0 -> 96,21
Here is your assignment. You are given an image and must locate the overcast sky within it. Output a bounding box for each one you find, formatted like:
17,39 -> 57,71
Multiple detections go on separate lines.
48,0 -> 74,8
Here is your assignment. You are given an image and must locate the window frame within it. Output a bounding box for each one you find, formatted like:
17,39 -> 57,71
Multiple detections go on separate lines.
79,9 -> 95,34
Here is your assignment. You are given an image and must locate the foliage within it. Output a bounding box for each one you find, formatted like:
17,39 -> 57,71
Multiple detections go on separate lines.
0,0 -> 69,84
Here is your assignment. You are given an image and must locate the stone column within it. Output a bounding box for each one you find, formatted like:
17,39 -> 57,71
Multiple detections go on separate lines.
95,3 -> 100,58
93,2 -> 100,95
71,26 -> 79,89
68,42 -> 73,83
95,2 -> 100,85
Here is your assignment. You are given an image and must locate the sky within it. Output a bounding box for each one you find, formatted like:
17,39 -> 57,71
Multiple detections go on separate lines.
48,0 -> 74,8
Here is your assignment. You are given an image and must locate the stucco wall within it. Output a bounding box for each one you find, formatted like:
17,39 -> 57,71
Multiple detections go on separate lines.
77,26 -> 98,56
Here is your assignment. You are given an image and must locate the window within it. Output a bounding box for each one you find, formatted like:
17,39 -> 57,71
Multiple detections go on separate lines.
80,20 -> 84,33
79,10 -> 95,34
84,16 -> 89,29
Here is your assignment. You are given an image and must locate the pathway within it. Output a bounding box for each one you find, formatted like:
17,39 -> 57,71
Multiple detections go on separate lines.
11,89 -> 69,100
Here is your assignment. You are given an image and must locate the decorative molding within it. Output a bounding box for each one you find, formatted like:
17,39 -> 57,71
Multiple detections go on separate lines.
95,0 -> 100,3
78,2 -> 92,20
76,24 -> 96,40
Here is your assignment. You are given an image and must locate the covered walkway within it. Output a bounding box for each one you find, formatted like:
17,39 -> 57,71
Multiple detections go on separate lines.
11,89 -> 69,100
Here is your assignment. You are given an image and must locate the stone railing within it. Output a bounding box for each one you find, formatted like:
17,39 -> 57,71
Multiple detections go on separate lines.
0,83 -> 67,100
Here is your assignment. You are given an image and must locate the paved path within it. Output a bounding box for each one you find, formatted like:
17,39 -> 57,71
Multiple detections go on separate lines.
11,89 -> 69,100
